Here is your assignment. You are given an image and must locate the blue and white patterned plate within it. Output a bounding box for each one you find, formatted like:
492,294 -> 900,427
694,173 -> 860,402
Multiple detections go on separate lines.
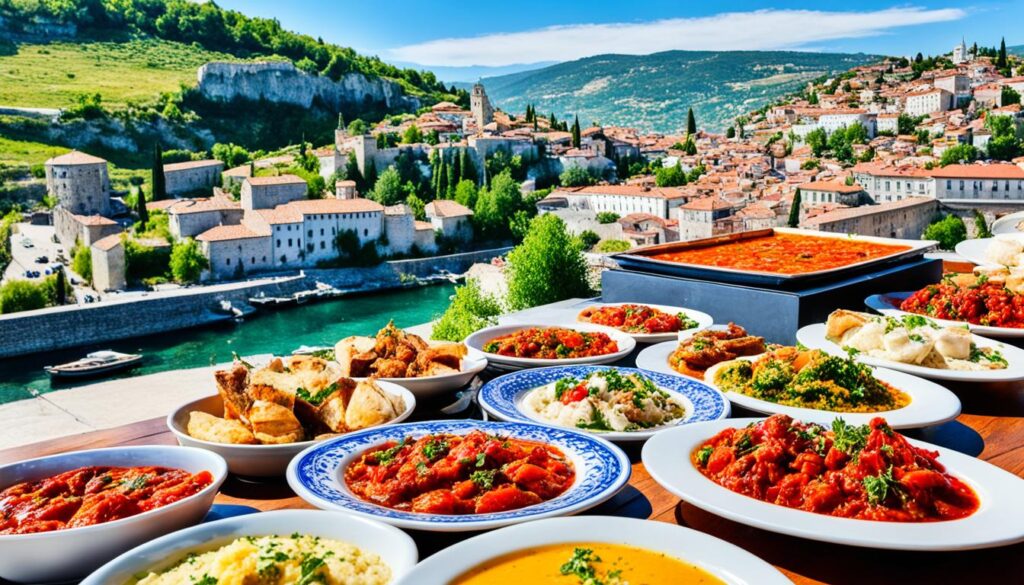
479,366 -> 730,443
286,419 -> 631,532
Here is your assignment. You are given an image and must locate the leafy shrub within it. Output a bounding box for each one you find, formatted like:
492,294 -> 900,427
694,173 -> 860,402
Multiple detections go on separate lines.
596,212 -> 620,224
0,279 -> 48,314
71,241 -> 92,283
595,239 -> 632,253
170,238 -> 209,283
431,279 -> 503,342
578,230 -> 601,250
506,214 -> 591,310
923,215 -> 967,250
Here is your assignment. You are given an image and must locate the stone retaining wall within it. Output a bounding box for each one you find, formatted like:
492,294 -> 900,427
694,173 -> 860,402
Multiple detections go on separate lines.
0,247 -> 511,359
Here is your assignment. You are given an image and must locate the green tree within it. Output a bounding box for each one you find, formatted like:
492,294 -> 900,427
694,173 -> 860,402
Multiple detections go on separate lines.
686,107 -> 697,135
578,230 -> 601,250
435,155 -> 449,200
151,143 -> 166,201
72,242 -> 92,283
655,162 -> 686,187
805,128 -> 828,157
431,279 -> 503,342
401,124 -> 423,144
364,161 -> 378,190
596,212 -> 620,224
559,165 -> 597,187
973,210 -> 993,239
135,187 -> 148,226
997,37 -> 1008,69
369,166 -> 403,206
454,179 -> 479,209
845,122 -> 869,145
923,215 -> 967,250
807,91 -> 819,105
1001,86 -> 1021,106
347,119 -> 369,135
406,193 -> 426,221
509,209 -> 532,241
595,239 -> 632,253
295,57 -> 319,75
726,126 -> 736,139
788,188 -> 802,228
169,238 -> 209,284
571,115 -> 581,148
460,149 -> 478,184
506,214 -> 591,310
897,114 -> 918,135
682,137 -> 697,155
53,267 -> 66,306
940,144 -> 978,167
474,170 -> 522,238
0,280 -> 48,314
0,210 -> 23,273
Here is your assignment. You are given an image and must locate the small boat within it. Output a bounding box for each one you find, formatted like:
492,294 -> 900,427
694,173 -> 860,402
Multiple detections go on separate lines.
44,351 -> 143,379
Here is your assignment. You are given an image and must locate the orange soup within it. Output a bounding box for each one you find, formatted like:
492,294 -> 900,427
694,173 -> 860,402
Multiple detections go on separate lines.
651,232 -> 909,275
451,542 -> 725,585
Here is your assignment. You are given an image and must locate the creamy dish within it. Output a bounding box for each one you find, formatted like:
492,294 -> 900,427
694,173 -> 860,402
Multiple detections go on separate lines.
132,534 -> 390,585
522,370 -> 686,432
826,310 -> 1008,371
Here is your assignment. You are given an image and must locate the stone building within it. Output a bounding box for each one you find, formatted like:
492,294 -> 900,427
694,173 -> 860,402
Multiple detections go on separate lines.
470,83 -> 494,131
197,224 -> 274,280
677,197 -> 735,241
163,159 -> 224,196
89,234 -> 126,292
167,196 -> 243,239
414,221 -> 438,254
241,175 -> 308,210
425,199 -> 474,242
336,180 -> 358,199
383,204 -> 416,254
45,151 -> 121,249
802,197 -> 937,239
547,185 -> 689,220
797,180 -> 867,206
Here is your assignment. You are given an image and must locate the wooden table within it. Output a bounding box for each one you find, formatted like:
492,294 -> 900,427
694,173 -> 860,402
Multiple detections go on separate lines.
3,405 -> 1023,585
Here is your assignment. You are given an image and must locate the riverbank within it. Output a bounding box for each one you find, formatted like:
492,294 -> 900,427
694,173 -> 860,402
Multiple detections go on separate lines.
0,246 -> 511,359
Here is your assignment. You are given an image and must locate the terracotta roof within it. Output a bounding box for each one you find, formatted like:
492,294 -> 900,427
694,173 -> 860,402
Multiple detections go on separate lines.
414,220 -> 435,231
73,214 -> 117,226
46,151 -> 106,166
619,213 -> 668,227
335,180 -> 357,187
196,224 -> 266,242
224,165 -> 252,178
555,185 -> 688,200
851,163 -> 931,178
803,197 -> 934,226
91,234 -> 122,251
681,196 -> 733,211
797,180 -> 864,194
168,196 -> 240,215
163,159 -> 223,173
283,198 -> 384,214
146,199 -> 182,211
425,199 -> 473,218
246,175 -> 307,186
254,208 -> 302,224
384,204 -> 412,216
929,164 -> 1024,180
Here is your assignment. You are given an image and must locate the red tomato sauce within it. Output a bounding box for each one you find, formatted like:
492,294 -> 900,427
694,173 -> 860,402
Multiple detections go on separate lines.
582,304 -> 692,334
0,466 -> 213,534
692,415 -> 979,522
482,327 -> 619,359
651,233 -> 909,275
900,281 -> 1024,328
345,431 -> 575,515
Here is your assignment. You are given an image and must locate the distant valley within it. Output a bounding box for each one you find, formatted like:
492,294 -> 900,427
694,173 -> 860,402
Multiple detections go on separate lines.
468,50 -> 880,133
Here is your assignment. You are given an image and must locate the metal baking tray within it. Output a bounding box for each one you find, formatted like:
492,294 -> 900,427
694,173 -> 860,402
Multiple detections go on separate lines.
613,228 -> 938,287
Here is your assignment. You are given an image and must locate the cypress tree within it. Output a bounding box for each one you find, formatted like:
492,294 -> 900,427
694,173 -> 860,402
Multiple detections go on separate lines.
726,126 -> 736,139
452,150 -> 462,184
998,38 -> 1007,68
364,161 -> 377,190
788,188 -> 802,228
136,187 -> 149,226
460,149 -> 477,185
686,108 -> 697,135
55,266 -> 66,306
436,156 -> 448,200
571,115 -> 581,148
337,112 -> 345,129
549,112 -> 557,128
446,159 -> 456,198
151,143 -> 166,201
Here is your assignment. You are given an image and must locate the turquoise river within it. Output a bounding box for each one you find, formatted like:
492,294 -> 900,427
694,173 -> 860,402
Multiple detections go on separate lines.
0,283 -> 455,404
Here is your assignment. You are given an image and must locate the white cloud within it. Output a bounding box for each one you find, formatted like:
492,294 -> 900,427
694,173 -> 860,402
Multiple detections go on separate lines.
386,7 -> 966,66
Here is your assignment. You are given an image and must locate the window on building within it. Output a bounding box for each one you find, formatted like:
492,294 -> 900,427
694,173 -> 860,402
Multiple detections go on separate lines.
288,238 -> 292,246
251,257 -> 255,264
320,228 -> 324,236
226,258 -> 231,265
364,229 -> 368,236
320,241 -> 325,249
307,229 -> 312,237
959,180 -> 964,190
262,256 -> 266,262
276,239 -> 280,247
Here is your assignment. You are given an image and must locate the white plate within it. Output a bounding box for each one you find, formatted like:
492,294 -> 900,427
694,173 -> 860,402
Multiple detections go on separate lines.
82,509 -> 417,585
796,323 -> 1024,382
866,292 -> 1024,339
991,211 -> 1024,235
355,355 -> 487,398
635,339 -> 698,379
465,322 -> 637,371
167,380 -> 416,477
393,515 -> 790,585
643,418 -> 1024,551
0,446 -> 227,584
702,358 -> 960,429
478,365 -> 730,443
574,302 -> 714,343
954,237 -> 1013,267
287,419 -> 631,532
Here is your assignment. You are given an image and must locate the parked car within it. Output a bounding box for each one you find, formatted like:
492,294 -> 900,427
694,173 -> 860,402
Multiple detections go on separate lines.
35,256 -> 49,264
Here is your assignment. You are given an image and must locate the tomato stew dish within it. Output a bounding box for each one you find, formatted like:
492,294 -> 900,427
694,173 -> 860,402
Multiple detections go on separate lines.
345,431 -> 575,515
482,327 -> 619,359
692,414 -> 979,522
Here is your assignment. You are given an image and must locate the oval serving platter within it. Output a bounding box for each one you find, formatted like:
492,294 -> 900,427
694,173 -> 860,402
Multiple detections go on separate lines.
286,419 -> 631,532
478,365 -> 730,442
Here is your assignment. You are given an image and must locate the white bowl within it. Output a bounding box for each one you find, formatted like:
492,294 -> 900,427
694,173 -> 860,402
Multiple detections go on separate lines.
0,445 -> 227,584
465,322 -> 637,371
356,355 -> 488,398
575,301 -> 714,343
82,509 -> 418,585
167,380 -> 416,477
394,515 -> 789,584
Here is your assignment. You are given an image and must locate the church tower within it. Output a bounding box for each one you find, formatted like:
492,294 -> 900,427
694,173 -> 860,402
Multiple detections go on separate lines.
952,38 -> 968,64
470,82 -> 494,131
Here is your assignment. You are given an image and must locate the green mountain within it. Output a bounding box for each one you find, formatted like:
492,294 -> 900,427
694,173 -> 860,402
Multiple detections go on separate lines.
476,50 -> 879,133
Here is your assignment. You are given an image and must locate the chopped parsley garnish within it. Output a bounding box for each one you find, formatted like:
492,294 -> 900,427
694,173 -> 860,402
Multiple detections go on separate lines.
371,438 -> 410,465
297,554 -> 327,585
560,548 -> 600,582
120,474 -> 150,491
416,461 -> 429,476
831,418 -> 870,456
734,433 -> 760,456
554,376 -> 579,400
475,452 -> 487,467
422,439 -> 449,460
231,352 -> 255,370
677,312 -> 699,330
862,465 -> 900,506
695,446 -> 714,467
470,469 -> 497,490
192,576 -> 218,585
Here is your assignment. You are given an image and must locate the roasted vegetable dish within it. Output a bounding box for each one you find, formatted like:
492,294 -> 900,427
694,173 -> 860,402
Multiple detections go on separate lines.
669,323 -> 767,379
335,321 -> 467,378
900,272 -> 1024,329
712,347 -> 910,412
483,327 -> 619,360
578,304 -> 698,334
345,431 -> 574,515
1,466 -> 213,534
692,414 -> 979,522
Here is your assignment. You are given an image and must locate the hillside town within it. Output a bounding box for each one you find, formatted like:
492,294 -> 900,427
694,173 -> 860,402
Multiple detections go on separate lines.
4,38 -> 1024,300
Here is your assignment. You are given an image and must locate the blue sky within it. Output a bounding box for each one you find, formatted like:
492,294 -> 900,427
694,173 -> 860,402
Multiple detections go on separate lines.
217,1 -> 1021,75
